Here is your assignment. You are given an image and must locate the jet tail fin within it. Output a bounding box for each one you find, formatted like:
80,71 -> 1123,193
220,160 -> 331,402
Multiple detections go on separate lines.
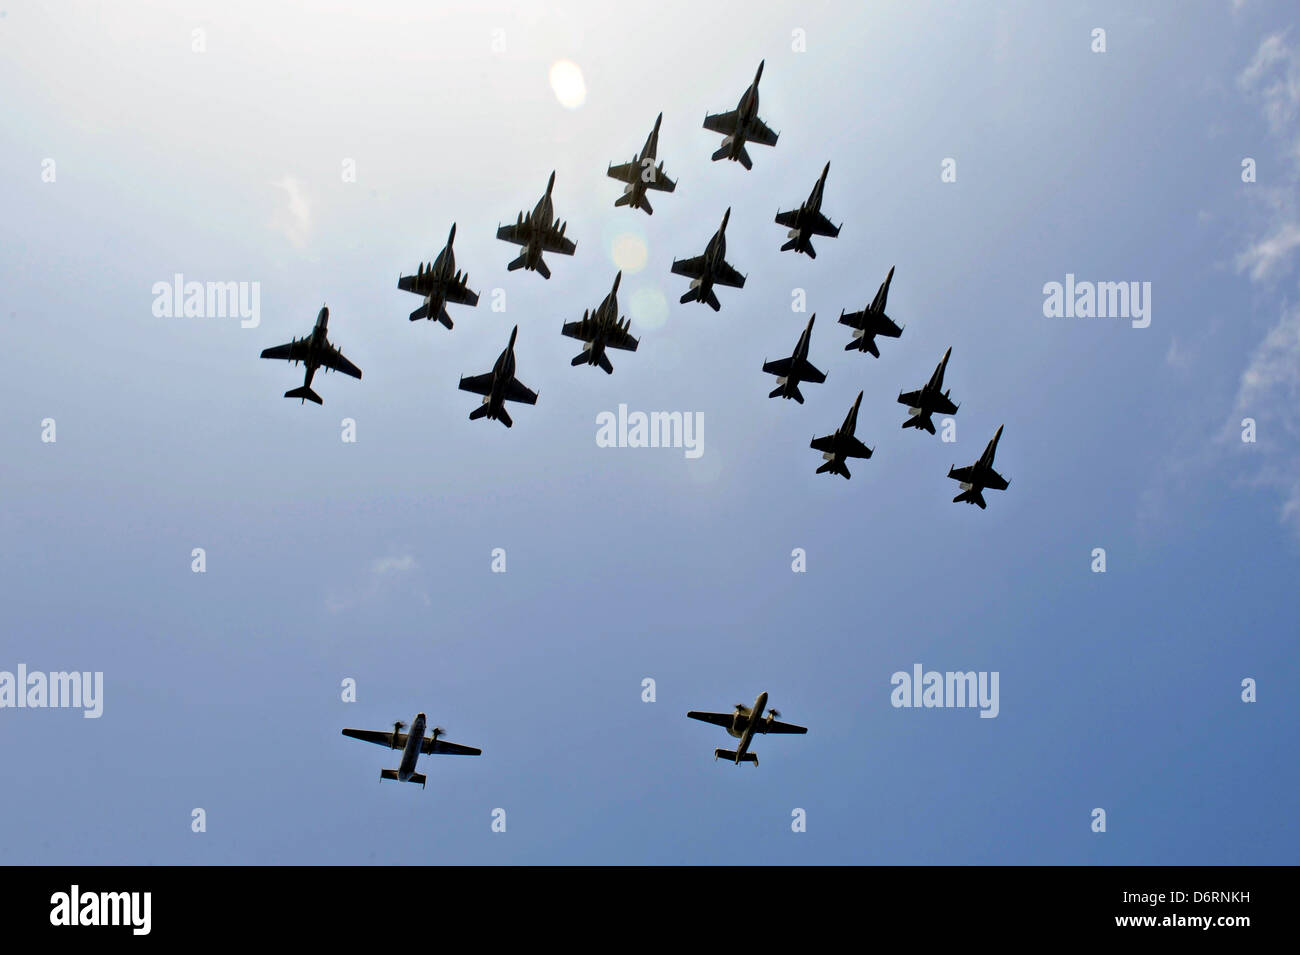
379,769 -> 426,788
469,404 -> 491,421
737,147 -> 753,170
816,460 -> 850,479
284,386 -> 322,405
597,353 -> 613,374
953,488 -> 987,509
711,145 -> 730,163
570,352 -> 589,367
713,748 -> 759,765
640,195 -> 653,215
535,257 -> 551,280
507,254 -> 527,272
614,193 -> 633,208
903,412 -> 935,434
781,236 -> 815,258
497,407 -> 513,428
409,303 -> 454,329
681,286 -> 721,310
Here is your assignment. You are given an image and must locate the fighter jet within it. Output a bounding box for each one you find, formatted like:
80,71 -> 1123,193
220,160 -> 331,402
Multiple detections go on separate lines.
671,207 -> 746,311
948,425 -> 1010,509
341,712 -> 481,789
495,171 -> 576,279
840,266 -> 904,357
397,223 -> 479,329
607,112 -> 677,215
703,60 -> 779,170
458,325 -> 538,428
774,162 -> 841,258
687,692 -> 806,766
897,346 -> 958,434
810,391 -> 873,479
561,271 -> 639,374
762,314 -> 826,403
258,305 -> 361,405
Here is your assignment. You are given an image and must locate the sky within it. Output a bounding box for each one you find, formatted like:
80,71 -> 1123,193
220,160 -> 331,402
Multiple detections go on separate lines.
1,0 -> 1297,865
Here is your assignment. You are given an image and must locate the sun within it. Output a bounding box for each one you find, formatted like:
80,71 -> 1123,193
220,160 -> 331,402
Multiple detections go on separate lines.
549,60 -> 587,110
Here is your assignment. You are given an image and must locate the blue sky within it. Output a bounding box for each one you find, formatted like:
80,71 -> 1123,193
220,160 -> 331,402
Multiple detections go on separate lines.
1,0 -> 1297,864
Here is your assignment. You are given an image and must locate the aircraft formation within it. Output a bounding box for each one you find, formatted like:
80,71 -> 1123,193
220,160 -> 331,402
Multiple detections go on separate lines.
343,691 -> 806,786
259,58 -> 1011,508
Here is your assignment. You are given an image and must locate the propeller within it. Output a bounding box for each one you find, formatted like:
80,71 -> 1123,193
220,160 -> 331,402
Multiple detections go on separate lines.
768,709 -> 781,720
734,703 -> 745,712
429,726 -> 446,740
393,720 -> 407,732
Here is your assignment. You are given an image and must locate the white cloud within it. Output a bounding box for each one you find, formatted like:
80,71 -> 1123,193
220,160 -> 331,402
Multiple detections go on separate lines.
372,555 -> 416,575
1235,221 -> 1300,280
326,554 -> 426,613
1230,302 -> 1300,534
269,176 -> 313,247
1238,31 -> 1300,135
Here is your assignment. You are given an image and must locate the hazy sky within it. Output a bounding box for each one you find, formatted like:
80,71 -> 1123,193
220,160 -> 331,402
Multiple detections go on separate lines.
1,0 -> 1297,864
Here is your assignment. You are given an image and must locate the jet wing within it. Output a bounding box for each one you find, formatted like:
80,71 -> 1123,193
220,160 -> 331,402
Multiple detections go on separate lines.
458,372 -> 495,397
755,719 -> 806,735
898,389 -> 924,407
560,319 -> 589,342
809,212 -> 840,237
671,255 -> 706,279
342,728 -> 402,748
875,315 -> 903,337
702,110 -> 739,136
496,222 -> 530,246
810,434 -> 837,453
796,360 -> 826,384
844,436 -> 872,459
397,273 -> 432,295
749,117 -> 779,147
714,260 -> 746,289
949,464 -> 977,483
931,393 -> 959,415
762,357 -> 793,377
540,229 -> 576,256
260,339 -> 311,363
686,711 -> 733,728
320,342 -> 362,379
775,208 -> 801,229
504,377 -> 538,405
445,282 -> 479,308
607,161 -> 638,184
607,326 -> 639,352
646,170 -> 676,193
422,737 -> 482,756
983,468 -> 1008,491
